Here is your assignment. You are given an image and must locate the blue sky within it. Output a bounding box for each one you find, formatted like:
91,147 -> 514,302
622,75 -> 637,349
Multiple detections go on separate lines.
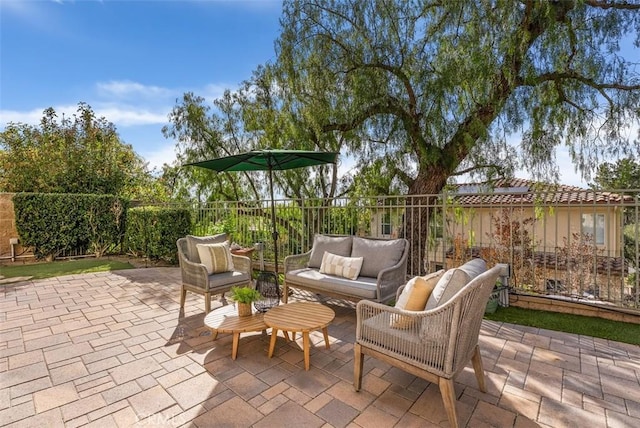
1,0 -> 282,171
1,1 -> 637,188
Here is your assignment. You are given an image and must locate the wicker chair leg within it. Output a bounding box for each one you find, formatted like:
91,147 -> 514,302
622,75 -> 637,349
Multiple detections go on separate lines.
471,345 -> 487,392
282,283 -> 289,304
353,343 -> 364,391
439,378 -> 459,428
205,292 -> 211,313
180,287 -> 187,308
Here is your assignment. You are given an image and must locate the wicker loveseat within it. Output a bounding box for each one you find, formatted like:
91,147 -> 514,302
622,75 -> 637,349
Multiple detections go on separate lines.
283,234 -> 409,304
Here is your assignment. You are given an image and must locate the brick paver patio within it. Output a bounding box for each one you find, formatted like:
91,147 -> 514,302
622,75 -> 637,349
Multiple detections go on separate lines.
1,267 -> 639,427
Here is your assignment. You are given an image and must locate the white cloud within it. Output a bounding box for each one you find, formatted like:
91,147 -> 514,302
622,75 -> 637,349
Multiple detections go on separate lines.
142,142 -> 178,171
202,83 -> 231,102
0,108 -> 45,126
94,105 -> 169,126
0,104 -> 168,128
96,80 -> 174,99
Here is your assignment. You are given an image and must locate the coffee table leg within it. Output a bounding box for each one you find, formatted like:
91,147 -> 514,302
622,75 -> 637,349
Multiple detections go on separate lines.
211,329 -> 219,341
322,327 -> 330,349
232,333 -> 240,360
268,328 -> 278,358
303,331 -> 310,371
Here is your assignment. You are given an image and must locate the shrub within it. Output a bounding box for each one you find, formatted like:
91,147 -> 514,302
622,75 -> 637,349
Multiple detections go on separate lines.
13,193 -> 127,260
125,206 -> 191,263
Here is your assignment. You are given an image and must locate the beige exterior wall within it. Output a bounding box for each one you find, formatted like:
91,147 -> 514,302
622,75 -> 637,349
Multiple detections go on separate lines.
0,193 -> 34,260
0,193 -> 20,258
440,205 -> 622,259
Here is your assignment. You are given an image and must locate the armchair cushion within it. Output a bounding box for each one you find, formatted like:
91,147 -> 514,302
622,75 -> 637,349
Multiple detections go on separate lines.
392,270 -> 444,329
351,237 -> 405,278
425,258 -> 487,310
308,235 -> 353,268
319,251 -> 364,280
186,233 -> 227,263
207,270 -> 251,288
196,242 -> 234,274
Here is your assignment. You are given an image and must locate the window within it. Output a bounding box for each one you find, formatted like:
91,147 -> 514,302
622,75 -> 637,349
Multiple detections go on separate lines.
381,213 -> 392,236
581,213 -> 605,245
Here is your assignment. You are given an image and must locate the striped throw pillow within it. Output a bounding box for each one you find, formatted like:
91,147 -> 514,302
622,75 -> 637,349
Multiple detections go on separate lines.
319,251 -> 363,280
196,241 -> 235,274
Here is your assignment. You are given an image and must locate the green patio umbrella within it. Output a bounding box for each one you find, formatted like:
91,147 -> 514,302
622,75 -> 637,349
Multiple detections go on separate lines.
184,149 -> 339,278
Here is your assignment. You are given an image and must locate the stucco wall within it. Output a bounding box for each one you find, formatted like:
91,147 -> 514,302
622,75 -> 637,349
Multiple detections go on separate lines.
0,193 -> 29,258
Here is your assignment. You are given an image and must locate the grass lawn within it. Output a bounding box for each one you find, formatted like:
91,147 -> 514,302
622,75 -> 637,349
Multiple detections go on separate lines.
485,306 -> 640,346
0,258 -> 135,281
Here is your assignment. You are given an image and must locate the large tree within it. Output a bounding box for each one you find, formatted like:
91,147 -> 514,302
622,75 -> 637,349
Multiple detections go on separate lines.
163,66 -> 346,204
0,103 -> 163,200
275,0 -> 640,271
590,157 -> 640,191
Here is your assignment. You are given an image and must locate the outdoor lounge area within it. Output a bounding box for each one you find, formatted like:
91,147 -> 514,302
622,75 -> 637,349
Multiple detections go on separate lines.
1,266 -> 639,427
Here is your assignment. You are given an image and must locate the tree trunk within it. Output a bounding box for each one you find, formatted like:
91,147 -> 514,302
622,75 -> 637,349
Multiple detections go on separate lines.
401,168 -> 449,276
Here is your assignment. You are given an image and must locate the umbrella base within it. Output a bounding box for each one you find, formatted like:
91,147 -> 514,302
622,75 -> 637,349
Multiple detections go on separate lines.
254,271 -> 281,312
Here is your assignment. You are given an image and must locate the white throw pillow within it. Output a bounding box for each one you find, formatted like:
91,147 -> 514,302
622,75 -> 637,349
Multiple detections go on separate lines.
425,268 -> 470,310
319,251 -> 363,280
196,241 -> 235,274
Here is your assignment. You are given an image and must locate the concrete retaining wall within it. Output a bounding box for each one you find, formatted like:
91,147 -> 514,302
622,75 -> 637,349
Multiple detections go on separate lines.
509,293 -> 640,325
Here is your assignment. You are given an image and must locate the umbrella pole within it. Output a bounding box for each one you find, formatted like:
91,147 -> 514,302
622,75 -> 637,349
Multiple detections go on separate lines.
268,168 -> 279,279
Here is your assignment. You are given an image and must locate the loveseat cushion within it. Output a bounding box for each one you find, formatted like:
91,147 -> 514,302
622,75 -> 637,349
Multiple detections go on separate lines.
351,237 -> 406,278
308,235 -> 353,268
186,233 -> 227,264
286,268 -> 378,299
425,258 -> 487,310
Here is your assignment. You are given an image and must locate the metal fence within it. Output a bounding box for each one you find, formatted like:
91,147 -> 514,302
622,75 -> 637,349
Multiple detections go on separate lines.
164,188 -> 638,310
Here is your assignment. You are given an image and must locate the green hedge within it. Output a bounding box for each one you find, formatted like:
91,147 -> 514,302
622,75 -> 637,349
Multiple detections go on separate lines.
124,206 -> 191,263
13,193 -> 128,260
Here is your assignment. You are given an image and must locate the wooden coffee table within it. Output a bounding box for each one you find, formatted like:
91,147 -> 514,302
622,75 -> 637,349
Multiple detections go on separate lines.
264,302 -> 335,370
204,304 -> 267,360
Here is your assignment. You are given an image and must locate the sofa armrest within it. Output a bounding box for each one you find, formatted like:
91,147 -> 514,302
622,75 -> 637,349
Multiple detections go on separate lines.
375,245 -> 409,302
284,250 -> 312,273
231,254 -> 252,275
377,241 -> 409,302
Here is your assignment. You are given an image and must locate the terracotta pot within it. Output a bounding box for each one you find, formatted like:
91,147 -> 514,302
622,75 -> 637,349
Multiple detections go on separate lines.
237,302 -> 252,317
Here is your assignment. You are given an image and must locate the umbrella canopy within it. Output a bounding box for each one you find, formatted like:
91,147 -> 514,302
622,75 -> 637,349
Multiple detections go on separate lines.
184,149 -> 339,278
185,149 -> 338,172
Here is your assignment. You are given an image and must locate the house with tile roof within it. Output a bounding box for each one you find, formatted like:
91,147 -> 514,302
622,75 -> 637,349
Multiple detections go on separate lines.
370,178 -> 636,304
431,178 -> 635,302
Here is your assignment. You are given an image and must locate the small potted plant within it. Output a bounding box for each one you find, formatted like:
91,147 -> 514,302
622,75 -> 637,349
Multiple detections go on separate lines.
230,286 -> 262,317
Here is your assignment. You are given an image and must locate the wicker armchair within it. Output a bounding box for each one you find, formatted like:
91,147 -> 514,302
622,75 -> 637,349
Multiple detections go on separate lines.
354,266 -> 502,428
177,237 -> 252,313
